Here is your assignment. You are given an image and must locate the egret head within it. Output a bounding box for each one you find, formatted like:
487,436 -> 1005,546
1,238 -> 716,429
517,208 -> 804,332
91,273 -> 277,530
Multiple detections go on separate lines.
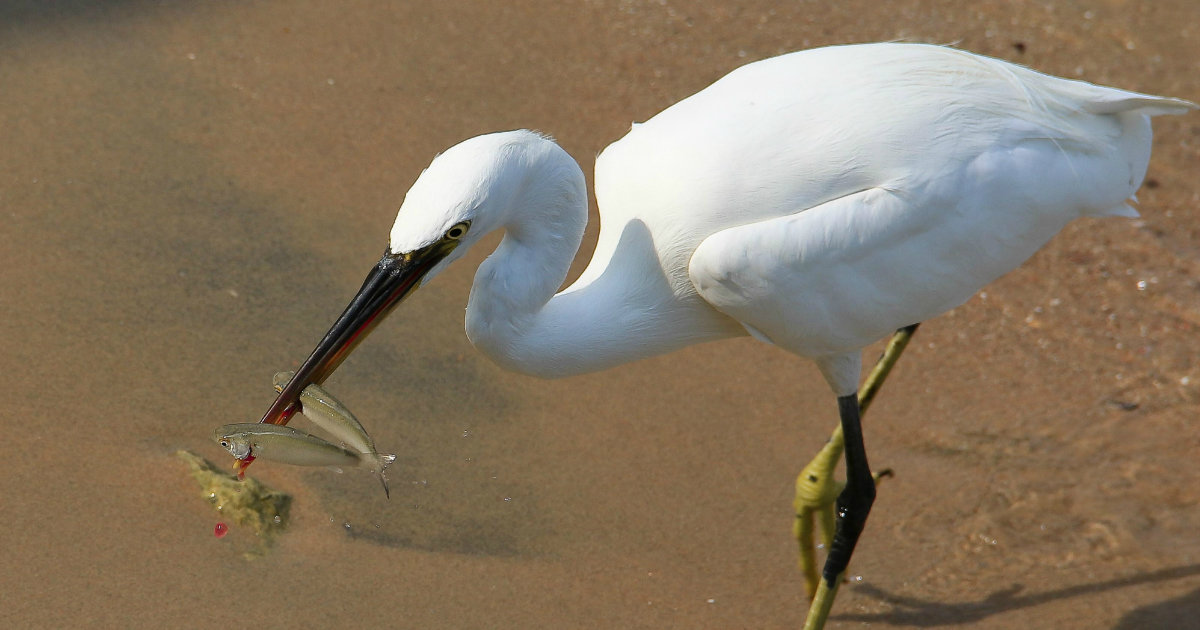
388,131 -> 533,272
253,131 -> 549,433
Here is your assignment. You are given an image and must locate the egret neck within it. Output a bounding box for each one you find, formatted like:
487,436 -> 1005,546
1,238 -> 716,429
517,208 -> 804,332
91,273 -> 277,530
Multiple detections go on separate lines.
463,133 -> 744,378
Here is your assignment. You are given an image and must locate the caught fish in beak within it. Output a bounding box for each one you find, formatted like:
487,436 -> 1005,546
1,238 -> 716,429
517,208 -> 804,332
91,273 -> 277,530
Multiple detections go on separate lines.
239,227 -> 467,474
215,423 -> 395,496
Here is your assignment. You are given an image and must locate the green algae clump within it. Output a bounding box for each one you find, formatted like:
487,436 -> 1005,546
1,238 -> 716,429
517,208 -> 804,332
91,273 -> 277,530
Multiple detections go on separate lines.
177,450 -> 292,552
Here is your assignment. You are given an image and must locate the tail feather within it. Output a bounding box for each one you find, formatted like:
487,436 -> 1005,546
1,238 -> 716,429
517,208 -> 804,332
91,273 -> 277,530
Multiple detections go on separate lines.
1083,93 -> 1197,117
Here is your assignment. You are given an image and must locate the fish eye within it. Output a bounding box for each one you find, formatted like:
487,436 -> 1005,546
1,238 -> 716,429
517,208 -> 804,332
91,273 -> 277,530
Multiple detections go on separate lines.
220,440 -> 229,447
445,221 -> 470,240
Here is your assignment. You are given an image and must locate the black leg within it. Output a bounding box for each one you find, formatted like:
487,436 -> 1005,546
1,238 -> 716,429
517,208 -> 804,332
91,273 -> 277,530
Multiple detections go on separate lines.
821,393 -> 876,584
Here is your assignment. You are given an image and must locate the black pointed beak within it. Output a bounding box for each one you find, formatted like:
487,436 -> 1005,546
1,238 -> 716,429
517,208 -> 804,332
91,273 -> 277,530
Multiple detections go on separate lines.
236,240 -> 456,474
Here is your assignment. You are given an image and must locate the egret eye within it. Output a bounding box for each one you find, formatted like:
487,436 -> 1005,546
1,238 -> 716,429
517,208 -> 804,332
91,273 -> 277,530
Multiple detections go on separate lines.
445,221 -> 470,240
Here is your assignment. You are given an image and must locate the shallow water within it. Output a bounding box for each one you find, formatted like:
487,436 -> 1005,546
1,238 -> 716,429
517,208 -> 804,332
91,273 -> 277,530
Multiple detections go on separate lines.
4,1 -> 1199,628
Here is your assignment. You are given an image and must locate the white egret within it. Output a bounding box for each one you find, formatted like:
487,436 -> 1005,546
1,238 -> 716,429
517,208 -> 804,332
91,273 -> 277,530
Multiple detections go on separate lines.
254,43 -> 1194,627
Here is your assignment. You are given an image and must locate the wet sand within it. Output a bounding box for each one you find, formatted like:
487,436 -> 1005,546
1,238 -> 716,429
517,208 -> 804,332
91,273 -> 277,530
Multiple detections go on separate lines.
3,1 -> 1199,628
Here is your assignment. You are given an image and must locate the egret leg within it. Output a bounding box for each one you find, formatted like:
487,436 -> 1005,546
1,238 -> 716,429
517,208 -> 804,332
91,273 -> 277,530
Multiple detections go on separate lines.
794,459 -> 893,599
801,392 -> 880,628
794,324 -> 917,598
824,394 -> 875,575
796,324 -> 918,629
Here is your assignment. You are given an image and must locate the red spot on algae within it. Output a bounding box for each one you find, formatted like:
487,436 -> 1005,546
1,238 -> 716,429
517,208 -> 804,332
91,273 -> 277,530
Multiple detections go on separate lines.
214,522 -> 228,538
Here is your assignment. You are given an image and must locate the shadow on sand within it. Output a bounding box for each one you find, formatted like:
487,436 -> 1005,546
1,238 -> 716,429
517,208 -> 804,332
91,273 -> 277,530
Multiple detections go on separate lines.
836,564 -> 1200,628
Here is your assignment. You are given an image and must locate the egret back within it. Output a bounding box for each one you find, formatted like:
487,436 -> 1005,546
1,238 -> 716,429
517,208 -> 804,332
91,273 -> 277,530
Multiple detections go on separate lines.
588,43 -> 1192,299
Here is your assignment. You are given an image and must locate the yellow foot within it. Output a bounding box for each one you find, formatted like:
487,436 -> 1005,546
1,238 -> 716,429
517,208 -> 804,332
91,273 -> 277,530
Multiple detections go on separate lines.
793,434 -> 892,600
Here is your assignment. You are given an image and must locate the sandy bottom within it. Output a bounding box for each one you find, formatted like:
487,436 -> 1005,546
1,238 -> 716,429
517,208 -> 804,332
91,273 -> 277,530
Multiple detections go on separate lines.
4,1 -> 1199,628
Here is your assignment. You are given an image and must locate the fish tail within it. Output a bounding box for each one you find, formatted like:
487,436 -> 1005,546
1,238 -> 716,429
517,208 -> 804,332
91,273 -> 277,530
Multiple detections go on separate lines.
376,453 -> 397,499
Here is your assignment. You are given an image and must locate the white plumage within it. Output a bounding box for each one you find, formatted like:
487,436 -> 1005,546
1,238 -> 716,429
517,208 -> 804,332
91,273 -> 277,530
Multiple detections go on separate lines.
385,43 -> 1191,394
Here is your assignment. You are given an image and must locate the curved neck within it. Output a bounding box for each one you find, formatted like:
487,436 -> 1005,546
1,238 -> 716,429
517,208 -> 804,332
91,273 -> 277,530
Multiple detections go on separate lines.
462,143 -> 587,374
463,148 -> 740,377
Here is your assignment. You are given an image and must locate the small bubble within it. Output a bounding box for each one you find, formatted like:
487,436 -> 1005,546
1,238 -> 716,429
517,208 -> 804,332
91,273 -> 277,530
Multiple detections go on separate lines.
273,515 -> 282,525
1136,280 -> 1147,291
503,497 -> 512,502
706,598 -> 716,604
343,521 -> 352,531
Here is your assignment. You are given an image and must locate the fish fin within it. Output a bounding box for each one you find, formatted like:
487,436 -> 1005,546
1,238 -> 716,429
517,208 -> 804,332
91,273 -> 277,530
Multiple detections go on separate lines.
376,454 -> 397,500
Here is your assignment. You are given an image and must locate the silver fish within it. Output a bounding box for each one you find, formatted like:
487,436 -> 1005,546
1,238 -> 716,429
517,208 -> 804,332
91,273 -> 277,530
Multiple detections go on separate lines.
271,373 -> 397,496
272,371 -> 380,457
214,423 -> 395,498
